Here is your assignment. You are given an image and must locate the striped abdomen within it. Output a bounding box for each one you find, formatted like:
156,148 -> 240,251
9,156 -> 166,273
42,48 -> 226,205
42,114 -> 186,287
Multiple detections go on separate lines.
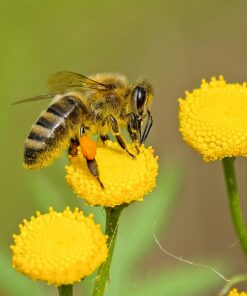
24,95 -> 82,169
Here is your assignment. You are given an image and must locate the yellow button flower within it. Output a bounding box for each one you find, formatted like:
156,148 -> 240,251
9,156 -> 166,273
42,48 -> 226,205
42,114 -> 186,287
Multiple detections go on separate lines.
65,141 -> 158,207
178,76 -> 247,161
228,288 -> 247,296
11,207 -> 108,286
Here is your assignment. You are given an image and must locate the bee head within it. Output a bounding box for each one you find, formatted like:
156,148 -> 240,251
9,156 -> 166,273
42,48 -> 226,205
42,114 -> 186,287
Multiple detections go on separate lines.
131,80 -> 153,118
129,80 -> 154,143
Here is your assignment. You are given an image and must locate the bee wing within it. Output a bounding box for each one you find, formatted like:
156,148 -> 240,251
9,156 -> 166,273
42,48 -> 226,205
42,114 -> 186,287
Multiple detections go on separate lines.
48,71 -> 110,93
12,94 -> 54,105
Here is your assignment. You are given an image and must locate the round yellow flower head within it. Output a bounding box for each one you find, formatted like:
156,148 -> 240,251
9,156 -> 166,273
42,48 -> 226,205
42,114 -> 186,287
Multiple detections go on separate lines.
65,141 -> 158,207
11,207 -> 108,286
228,288 -> 247,296
179,76 -> 247,161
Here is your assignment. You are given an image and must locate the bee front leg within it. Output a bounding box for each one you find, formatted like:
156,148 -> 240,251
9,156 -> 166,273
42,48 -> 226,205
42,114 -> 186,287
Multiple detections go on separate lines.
108,115 -> 135,158
127,113 -> 142,153
140,110 -> 153,144
79,125 -> 104,189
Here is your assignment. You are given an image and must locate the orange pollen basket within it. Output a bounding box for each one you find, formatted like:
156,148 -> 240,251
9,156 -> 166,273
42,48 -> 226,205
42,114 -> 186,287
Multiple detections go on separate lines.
79,135 -> 97,160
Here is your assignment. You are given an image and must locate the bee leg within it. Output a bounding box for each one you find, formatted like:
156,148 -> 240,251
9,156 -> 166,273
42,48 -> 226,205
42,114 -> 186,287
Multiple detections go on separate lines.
68,138 -> 80,156
108,115 -> 135,158
100,134 -> 110,143
116,135 -> 136,158
127,113 -> 141,153
86,159 -> 104,189
140,110 -> 153,144
80,125 -> 104,189
100,118 -> 110,143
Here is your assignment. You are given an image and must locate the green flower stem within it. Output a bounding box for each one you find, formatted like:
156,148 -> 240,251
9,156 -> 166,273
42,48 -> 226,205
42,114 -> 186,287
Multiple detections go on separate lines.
92,205 -> 125,296
222,157 -> 247,257
58,285 -> 73,296
219,274 -> 247,295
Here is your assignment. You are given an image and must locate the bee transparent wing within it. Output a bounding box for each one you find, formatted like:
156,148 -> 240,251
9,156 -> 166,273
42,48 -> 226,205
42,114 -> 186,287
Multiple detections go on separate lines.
12,94 -> 54,105
48,71 -> 110,93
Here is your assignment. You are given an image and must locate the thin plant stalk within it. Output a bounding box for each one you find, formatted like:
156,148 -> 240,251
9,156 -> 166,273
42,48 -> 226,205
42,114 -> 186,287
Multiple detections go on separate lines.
58,285 -> 73,296
222,157 -> 247,257
219,274 -> 247,295
92,205 -> 125,296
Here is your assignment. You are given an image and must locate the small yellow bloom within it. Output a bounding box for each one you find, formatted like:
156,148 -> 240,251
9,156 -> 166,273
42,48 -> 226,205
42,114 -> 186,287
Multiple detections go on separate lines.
179,76 -> 247,161
11,207 -> 108,286
65,141 -> 158,207
228,288 -> 247,296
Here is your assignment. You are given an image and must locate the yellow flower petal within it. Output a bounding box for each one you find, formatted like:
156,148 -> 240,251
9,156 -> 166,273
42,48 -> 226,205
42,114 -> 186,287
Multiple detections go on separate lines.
179,76 -> 247,161
11,207 -> 108,286
228,288 -> 247,296
65,141 -> 158,207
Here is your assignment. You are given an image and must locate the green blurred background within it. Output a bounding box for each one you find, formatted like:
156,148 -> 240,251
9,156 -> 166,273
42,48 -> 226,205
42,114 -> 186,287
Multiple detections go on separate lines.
1,0 -> 247,295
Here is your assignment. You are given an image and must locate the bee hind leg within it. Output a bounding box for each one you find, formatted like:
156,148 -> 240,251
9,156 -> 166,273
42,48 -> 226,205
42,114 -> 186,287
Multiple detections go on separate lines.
127,113 -> 142,153
140,110 -> 153,144
86,159 -> 104,189
80,125 -> 104,189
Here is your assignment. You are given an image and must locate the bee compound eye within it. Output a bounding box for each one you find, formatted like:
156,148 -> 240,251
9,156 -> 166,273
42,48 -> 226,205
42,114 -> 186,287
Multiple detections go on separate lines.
134,86 -> 147,113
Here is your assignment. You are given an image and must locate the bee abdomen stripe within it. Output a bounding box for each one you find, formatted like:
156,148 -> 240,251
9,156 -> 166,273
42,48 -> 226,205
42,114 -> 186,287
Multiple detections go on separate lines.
47,104 -> 64,117
24,147 -> 44,165
25,147 -> 44,155
30,124 -> 54,138
25,138 -> 46,149
28,131 -> 47,142
36,116 -> 55,129
47,102 -> 74,118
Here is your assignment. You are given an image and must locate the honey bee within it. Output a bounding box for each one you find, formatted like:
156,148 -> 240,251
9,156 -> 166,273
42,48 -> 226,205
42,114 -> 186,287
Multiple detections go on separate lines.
15,71 -> 154,187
